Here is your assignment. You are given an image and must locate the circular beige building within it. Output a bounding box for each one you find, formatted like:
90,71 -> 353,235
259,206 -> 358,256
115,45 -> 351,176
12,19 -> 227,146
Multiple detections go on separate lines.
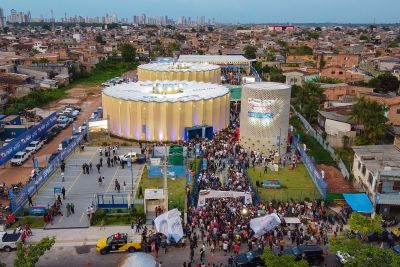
102,81 -> 230,141
137,62 -> 221,84
239,82 -> 291,155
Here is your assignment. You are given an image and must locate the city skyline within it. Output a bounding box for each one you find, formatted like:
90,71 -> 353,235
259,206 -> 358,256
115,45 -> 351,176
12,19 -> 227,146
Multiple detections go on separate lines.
1,0 -> 400,24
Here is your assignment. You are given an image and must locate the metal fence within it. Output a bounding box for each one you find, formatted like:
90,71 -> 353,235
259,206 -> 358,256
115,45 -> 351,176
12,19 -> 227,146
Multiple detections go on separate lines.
293,136 -> 328,199
8,130 -> 87,213
291,106 -> 350,179
244,168 -> 261,205
189,158 -> 203,207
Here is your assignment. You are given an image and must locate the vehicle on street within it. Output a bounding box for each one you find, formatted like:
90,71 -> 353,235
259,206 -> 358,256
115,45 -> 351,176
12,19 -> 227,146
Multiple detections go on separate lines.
233,251 -> 265,267
11,151 -> 29,166
66,105 -> 81,112
284,245 -> 324,265
25,147 -> 34,158
96,233 -> 141,255
119,152 -> 137,163
50,126 -> 63,135
26,140 -> 44,154
0,231 -> 21,252
42,131 -> 56,144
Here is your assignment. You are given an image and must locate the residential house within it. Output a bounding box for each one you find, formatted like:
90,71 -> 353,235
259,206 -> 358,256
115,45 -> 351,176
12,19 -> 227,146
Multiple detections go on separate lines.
283,69 -> 320,86
352,145 -> 400,217
316,53 -> 360,69
321,66 -> 366,83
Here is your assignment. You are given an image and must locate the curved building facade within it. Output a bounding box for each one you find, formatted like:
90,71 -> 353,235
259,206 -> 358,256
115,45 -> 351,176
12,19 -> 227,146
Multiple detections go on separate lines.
102,81 -> 230,142
239,82 -> 291,155
137,63 -> 221,84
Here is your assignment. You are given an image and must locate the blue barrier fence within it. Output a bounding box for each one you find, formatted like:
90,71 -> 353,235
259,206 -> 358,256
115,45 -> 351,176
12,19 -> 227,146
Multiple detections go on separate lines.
0,113 -> 57,165
189,158 -> 203,207
8,129 -> 87,213
148,165 -> 186,178
293,136 -> 328,199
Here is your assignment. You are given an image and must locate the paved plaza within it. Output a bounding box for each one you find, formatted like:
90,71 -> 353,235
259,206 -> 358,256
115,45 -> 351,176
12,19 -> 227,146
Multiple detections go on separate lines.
28,146 -> 143,229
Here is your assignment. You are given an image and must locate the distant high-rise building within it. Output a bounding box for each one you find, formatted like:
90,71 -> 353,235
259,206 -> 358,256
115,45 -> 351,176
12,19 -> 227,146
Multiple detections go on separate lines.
0,7 -> 6,29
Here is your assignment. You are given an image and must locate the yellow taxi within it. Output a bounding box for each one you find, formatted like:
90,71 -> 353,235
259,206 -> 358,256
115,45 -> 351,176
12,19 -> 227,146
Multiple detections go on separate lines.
96,233 -> 141,255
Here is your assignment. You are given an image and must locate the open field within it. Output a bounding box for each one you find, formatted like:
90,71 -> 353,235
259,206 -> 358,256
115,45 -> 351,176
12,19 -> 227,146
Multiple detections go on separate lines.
247,164 -> 322,202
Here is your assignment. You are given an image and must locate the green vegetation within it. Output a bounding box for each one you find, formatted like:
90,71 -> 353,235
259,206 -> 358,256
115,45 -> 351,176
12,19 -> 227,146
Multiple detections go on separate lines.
329,231 -> 400,267
91,207 -> 145,226
138,166 -> 187,211
348,212 -> 383,235
291,45 -> 313,56
311,76 -> 342,84
119,43 -> 136,62
14,237 -> 55,267
247,165 -> 321,201
290,116 -> 336,166
262,248 -> 308,267
336,147 -> 354,172
291,83 -> 324,124
5,59 -> 136,114
368,73 -> 400,94
244,45 -> 257,59
350,97 -> 388,145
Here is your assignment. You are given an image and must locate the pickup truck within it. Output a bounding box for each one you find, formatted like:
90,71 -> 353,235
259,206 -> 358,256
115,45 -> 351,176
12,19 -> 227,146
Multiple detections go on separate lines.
0,231 -> 21,252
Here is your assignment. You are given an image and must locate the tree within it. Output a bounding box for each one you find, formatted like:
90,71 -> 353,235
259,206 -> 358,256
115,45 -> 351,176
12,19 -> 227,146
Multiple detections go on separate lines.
264,49 -> 276,61
14,237 -> 55,267
350,97 -> 388,145
292,82 -> 324,123
95,34 -> 104,43
244,45 -> 257,59
292,45 -> 313,56
348,212 -> 383,235
119,43 -> 136,62
261,248 -> 308,267
329,232 -> 400,267
368,73 -> 400,94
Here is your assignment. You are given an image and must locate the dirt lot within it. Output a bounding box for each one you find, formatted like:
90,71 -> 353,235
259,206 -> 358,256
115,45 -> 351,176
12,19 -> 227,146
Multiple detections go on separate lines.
317,164 -> 355,193
0,85 -> 101,206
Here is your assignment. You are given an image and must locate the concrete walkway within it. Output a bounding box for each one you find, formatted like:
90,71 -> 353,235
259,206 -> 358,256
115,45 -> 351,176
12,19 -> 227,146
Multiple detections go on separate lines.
28,147 -> 143,229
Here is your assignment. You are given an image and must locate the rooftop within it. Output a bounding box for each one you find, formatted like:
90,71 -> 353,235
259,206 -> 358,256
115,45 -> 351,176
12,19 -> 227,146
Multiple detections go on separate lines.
178,55 -> 250,65
138,62 -> 220,72
102,81 -> 229,102
318,110 -> 352,124
352,145 -> 400,173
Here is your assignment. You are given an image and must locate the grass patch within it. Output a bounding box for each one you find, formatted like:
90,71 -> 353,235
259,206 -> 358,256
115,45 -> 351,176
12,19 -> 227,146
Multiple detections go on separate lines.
91,208 -> 145,226
138,166 -> 186,212
247,165 -> 321,202
290,116 -> 336,166
9,216 -> 45,229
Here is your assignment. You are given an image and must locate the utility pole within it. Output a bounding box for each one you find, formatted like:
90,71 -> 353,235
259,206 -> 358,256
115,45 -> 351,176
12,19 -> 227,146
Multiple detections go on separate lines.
163,145 -> 168,211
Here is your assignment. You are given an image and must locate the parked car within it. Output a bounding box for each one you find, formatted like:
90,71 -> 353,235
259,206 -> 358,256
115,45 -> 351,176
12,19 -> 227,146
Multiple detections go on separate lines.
119,152 -> 137,163
48,152 -> 60,163
284,245 -> 324,265
0,231 -> 21,252
66,105 -> 81,112
11,151 -> 29,166
50,126 -> 63,135
25,140 -> 44,154
42,131 -> 56,144
96,233 -> 141,255
233,251 -> 265,267
24,147 -> 34,158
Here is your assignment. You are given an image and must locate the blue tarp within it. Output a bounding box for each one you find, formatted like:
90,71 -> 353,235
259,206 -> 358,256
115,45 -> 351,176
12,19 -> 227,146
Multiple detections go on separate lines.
343,193 -> 373,214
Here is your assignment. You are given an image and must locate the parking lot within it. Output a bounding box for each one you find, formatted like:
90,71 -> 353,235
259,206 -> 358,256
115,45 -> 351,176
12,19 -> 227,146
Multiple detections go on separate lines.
28,146 -> 143,229
0,95 -> 101,207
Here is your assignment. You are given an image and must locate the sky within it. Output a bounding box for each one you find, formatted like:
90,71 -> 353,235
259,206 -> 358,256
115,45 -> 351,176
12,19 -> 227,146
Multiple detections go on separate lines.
1,0 -> 400,24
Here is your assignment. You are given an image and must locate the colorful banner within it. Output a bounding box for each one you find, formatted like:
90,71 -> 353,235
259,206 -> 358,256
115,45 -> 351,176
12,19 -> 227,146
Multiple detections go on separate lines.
197,190 -> 252,207
154,208 -> 184,242
0,113 -> 57,165
250,213 -> 281,238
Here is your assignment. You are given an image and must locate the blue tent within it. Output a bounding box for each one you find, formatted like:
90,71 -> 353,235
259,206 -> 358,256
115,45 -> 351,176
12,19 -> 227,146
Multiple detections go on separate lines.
343,193 -> 373,214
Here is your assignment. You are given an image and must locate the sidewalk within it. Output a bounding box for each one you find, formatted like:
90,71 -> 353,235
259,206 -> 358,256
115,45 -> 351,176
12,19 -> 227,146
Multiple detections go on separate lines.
27,225 -> 143,247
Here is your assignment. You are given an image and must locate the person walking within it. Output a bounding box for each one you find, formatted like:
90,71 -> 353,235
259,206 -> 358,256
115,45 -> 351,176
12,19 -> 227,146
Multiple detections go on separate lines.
28,194 -> 33,206
114,179 -> 119,191
123,181 -> 126,192
82,163 -> 86,174
61,172 -> 65,182
107,157 -> 111,168
61,161 -> 65,172
66,203 -> 71,217
99,157 -> 103,167
61,187 -> 66,200
70,202 -> 75,214
96,163 -> 101,174
111,158 -> 114,167
89,161 -> 93,171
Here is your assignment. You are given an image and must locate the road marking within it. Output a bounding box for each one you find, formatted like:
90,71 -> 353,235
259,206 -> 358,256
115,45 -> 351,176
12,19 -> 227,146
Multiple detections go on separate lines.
79,212 -> 85,222
66,149 -> 97,195
106,166 -> 120,192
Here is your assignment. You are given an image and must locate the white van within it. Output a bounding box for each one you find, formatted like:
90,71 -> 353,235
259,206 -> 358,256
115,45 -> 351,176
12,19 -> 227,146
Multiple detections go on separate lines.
11,152 -> 28,166
25,140 -> 44,154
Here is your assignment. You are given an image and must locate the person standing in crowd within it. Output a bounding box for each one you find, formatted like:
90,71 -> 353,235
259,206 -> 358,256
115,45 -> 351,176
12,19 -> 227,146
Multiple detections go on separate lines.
61,187 -> 66,200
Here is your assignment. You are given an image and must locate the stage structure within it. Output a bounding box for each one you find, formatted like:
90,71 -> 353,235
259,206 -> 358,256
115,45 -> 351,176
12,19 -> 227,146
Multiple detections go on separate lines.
102,81 -> 230,142
137,62 -> 221,84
